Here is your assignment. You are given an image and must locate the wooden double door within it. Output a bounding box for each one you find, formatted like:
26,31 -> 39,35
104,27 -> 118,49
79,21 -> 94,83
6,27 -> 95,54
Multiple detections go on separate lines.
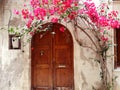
31,23 -> 74,90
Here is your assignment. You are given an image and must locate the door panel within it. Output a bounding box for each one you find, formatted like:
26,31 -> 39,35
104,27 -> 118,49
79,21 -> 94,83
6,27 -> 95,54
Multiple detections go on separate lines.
32,31 -> 52,90
55,69 -> 73,86
31,23 -> 74,90
35,69 -> 51,86
55,48 -> 71,65
53,24 -> 74,90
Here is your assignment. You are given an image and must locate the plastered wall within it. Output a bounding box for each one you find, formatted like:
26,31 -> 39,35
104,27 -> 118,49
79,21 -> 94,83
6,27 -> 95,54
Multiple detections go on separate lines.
0,0 -> 118,90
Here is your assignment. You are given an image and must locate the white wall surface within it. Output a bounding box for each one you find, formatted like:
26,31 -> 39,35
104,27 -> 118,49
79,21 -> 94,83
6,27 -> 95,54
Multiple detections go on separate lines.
0,0 -> 119,90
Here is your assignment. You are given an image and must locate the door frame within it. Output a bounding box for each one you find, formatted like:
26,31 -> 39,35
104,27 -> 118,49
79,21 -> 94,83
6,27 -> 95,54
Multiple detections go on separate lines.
30,23 -> 74,90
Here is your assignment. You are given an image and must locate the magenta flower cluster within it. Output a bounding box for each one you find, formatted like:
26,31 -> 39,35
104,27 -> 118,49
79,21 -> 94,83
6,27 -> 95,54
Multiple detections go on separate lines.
13,0 -> 120,41
83,0 -> 120,28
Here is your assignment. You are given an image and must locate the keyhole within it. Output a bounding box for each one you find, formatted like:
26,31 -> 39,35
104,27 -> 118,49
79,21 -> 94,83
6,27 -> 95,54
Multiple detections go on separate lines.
40,50 -> 44,56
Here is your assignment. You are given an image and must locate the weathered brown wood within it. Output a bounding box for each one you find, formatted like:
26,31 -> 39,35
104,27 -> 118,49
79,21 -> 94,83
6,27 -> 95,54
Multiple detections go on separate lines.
116,28 -> 120,67
114,29 -> 117,68
31,23 -> 74,90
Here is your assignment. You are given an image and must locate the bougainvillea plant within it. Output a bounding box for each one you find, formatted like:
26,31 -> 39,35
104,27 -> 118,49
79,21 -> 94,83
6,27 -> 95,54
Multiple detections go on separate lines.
8,0 -> 120,90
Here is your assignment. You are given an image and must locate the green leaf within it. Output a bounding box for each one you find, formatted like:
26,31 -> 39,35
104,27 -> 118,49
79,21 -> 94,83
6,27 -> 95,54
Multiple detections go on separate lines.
66,10 -> 70,15
73,7 -> 79,10
8,27 -> 15,33
15,32 -> 20,36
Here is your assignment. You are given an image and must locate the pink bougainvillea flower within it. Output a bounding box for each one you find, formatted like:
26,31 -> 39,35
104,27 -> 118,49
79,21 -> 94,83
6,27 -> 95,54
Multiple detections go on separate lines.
108,13 -> 112,19
109,19 -> 120,28
68,11 -> 77,20
84,1 -> 99,23
101,35 -> 108,42
84,1 -> 96,9
78,9 -> 86,14
60,27 -> 65,32
98,16 -> 109,27
100,29 -> 104,33
100,9 -> 104,13
49,8 -> 55,15
49,7 -> 59,15
26,19 -> 33,28
74,2 -> 78,6
42,0 -> 48,4
29,13 -> 34,20
22,9 -> 29,19
34,7 -> 46,20
30,0 -> 40,8
24,4 -> 27,7
13,9 -> 19,15
52,0 -> 61,5
111,11 -> 118,17
12,0 -> 120,41
108,11 -> 118,19
51,18 -> 59,23
62,0 -> 71,8
88,11 -> 99,23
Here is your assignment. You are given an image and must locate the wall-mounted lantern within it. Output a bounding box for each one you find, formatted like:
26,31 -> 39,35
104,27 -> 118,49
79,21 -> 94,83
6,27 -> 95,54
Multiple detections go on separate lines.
9,34 -> 21,49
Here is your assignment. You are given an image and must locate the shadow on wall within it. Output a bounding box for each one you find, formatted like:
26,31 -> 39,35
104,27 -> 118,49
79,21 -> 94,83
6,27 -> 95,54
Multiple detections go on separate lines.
0,0 -> 10,11
0,0 -> 3,2
0,0 -> 4,9
0,0 -> 5,26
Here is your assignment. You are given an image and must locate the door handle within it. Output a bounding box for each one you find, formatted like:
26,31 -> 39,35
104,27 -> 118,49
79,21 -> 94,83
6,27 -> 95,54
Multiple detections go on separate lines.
58,65 -> 66,68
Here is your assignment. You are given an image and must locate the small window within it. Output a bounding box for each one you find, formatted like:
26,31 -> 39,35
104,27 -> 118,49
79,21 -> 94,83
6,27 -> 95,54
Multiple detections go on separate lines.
9,35 -> 21,49
114,28 -> 120,68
